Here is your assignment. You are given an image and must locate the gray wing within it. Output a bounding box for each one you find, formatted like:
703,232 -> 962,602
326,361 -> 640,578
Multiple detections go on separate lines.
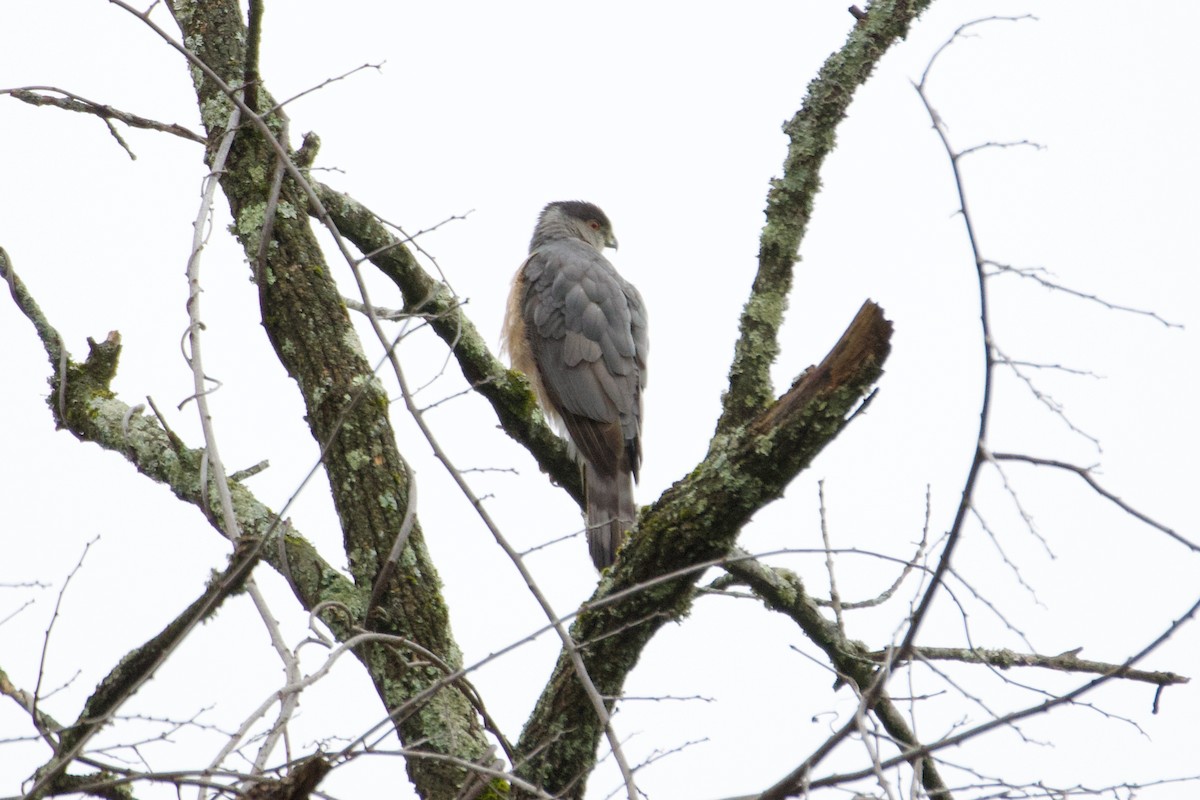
521,239 -> 644,476
620,277 -> 648,479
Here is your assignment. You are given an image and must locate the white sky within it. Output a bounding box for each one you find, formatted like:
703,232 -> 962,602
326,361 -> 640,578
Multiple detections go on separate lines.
2,2 -> 1198,798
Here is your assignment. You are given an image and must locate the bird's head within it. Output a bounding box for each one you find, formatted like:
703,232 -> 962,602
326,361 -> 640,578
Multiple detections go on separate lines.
536,200 -> 618,252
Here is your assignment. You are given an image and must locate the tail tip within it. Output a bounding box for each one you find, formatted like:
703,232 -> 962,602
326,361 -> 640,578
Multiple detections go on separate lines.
587,520 -> 626,571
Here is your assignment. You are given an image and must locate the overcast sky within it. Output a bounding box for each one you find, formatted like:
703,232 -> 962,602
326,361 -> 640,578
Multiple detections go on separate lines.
2,2 -> 1198,798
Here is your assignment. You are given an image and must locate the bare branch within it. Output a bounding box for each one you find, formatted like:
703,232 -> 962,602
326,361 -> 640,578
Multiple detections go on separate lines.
879,645 -> 1189,687
994,343 -> 1102,450
2,86 -> 205,144
812,487 -> 931,611
893,11 -> 1006,674
957,138 -> 1043,159
817,482 -> 845,634
268,62 -> 384,116
986,259 -> 1184,328
991,452 -> 1199,552
0,248 -> 67,371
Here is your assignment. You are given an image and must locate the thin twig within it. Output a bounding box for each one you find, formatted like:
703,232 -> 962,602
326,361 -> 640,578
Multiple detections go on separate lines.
267,62 -> 384,116
985,259 -> 1183,328
32,538 -> 99,738
817,482 -> 845,634
990,453 -> 1198,552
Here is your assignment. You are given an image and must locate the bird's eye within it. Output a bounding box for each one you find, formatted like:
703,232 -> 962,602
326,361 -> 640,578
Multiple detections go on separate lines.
589,220 -> 601,231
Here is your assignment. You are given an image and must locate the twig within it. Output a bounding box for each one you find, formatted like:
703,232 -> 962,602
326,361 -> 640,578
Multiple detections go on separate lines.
985,259 -> 1183,329
990,453 -> 1198,552
355,210 -> 474,267
993,343 -> 1101,450
32,538 -> 99,738
267,62 -> 384,117
968,508 -> 1042,602
812,487 -> 931,611
817,482 -> 845,634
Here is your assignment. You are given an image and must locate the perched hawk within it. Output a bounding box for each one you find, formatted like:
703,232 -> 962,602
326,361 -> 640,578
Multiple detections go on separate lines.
503,201 -> 648,569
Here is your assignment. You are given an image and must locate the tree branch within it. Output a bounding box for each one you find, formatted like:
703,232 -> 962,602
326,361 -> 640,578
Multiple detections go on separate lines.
512,301 -> 892,797
311,183 -> 584,503
873,646 -> 1190,687
2,242 -> 493,798
158,3 -> 491,796
301,9 -> 920,794
309,173 -> 934,800
2,86 -> 206,144
722,550 -> 950,798
990,452 -> 1198,552
716,0 -> 933,433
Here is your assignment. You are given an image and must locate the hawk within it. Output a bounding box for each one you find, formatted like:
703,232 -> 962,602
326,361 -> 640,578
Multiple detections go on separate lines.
503,201 -> 648,569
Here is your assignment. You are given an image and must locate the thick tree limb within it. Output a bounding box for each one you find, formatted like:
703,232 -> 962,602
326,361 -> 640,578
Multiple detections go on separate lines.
4,240 -> 498,799
312,169 -> 928,797
103,2 -> 489,796
312,185 -> 910,796
306,4 -> 921,793
501,8 -> 934,792
511,301 -> 892,797
312,184 -> 583,503
0,254 -> 357,797
717,0 -> 932,433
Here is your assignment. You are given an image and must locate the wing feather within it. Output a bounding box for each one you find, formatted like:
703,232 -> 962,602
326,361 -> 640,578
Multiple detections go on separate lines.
518,239 -> 644,477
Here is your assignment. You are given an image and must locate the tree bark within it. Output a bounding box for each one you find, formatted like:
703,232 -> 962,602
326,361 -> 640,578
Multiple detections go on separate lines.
169,3 -> 490,797
513,302 -> 892,797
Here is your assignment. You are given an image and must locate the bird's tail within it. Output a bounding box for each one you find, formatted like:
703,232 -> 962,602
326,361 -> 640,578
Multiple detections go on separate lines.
585,463 -> 636,570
